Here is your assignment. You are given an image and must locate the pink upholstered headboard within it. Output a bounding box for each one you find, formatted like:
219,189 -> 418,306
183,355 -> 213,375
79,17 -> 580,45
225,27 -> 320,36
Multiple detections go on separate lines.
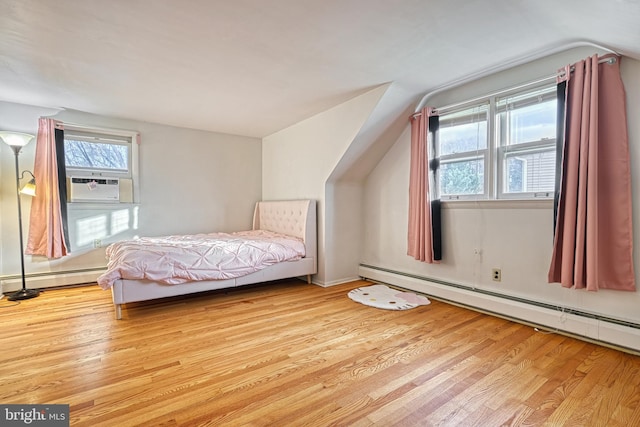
252,200 -> 317,259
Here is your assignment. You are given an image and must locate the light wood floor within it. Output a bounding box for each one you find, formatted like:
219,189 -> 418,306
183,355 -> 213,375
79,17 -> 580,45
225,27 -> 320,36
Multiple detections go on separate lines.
1,279 -> 640,426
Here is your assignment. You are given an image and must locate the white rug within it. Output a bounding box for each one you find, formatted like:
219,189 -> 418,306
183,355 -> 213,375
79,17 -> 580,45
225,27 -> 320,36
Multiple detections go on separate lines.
348,284 -> 431,310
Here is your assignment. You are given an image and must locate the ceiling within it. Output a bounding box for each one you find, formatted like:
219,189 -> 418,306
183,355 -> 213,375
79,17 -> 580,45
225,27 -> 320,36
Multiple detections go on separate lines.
1,0 -> 639,138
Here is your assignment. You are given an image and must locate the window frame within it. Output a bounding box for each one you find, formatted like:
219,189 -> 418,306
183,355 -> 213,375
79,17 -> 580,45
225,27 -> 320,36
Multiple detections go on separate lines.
495,85 -> 557,199
63,124 -> 140,204
435,102 -> 490,201
496,140 -> 556,199
433,81 -> 557,202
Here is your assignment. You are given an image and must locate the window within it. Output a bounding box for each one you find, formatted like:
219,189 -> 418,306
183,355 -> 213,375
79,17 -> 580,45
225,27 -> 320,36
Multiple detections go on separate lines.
63,126 -> 139,203
64,130 -> 132,178
435,83 -> 556,200
496,85 -> 556,198
436,104 -> 488,198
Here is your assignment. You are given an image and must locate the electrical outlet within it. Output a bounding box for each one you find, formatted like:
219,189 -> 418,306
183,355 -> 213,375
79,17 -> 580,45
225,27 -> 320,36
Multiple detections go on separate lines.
492,268 -> 502,282
93,239 -> 102,248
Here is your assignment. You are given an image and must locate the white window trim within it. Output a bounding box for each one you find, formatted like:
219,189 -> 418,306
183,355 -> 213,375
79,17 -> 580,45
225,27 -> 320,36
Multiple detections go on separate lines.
434,81 -> 556,202
438,150 -> 489,201
63,123 -> 140,204
436,102 -> 490,201
496,140 -> 556,199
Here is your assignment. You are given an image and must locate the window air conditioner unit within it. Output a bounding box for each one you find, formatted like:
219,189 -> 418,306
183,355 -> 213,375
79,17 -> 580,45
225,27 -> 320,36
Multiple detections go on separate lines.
69,177 -> 120,202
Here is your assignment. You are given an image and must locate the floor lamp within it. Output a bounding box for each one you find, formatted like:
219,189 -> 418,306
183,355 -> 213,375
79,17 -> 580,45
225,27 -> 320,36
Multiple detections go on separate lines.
0,131 -> 39,301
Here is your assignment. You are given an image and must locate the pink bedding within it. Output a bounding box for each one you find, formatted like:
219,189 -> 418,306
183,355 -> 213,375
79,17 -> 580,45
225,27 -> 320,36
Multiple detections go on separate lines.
97,230 -> 306,289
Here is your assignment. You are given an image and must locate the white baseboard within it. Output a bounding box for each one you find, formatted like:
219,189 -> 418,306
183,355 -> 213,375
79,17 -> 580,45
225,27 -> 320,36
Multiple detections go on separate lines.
359,265 -> 640,354
0,269 -> 105,293
314,276 -> 361,288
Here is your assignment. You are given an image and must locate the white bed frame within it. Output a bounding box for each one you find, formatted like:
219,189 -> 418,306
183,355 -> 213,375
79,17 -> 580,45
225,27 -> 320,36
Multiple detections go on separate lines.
109,200 -> 317,319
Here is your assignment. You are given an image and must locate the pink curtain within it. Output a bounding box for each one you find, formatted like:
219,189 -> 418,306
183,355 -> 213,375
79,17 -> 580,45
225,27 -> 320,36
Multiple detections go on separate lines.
548,55 -> 635,291
408,107 -> 439,263
26,118 -> 69,258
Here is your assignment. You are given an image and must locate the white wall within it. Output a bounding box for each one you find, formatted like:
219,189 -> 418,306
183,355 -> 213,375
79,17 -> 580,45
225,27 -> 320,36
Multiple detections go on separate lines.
324,181 -> 364,285
262,85 -> 388,284
0,101 -> 261,291
362,47 -> 640,351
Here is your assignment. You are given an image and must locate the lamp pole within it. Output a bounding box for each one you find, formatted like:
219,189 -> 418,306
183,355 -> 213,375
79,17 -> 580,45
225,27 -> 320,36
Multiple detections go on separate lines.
1,131 -> 39,301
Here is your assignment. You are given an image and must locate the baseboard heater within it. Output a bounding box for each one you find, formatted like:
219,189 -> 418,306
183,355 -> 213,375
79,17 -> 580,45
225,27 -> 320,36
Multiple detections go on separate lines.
0,268 -> 105,293
359,263 -> 640,354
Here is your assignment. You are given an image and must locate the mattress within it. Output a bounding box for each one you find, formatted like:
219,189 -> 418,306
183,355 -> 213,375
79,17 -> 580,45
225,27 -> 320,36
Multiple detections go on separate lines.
97,229 -> 306,289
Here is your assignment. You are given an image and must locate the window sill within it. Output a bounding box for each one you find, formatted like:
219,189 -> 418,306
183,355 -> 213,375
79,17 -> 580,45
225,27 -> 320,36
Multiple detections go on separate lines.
441,198 -> 553,209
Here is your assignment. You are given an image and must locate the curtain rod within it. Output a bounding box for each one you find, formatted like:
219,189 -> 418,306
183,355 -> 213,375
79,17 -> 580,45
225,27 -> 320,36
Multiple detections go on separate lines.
414,40 -> 619,113
557,54 -> 617,78
420,55 -> 618,116
430,75 -> 555,115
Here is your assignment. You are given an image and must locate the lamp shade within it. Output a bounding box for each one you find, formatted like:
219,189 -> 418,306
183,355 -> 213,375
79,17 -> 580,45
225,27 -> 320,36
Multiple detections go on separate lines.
0,131 -> 34,147
20,178 -> 37,197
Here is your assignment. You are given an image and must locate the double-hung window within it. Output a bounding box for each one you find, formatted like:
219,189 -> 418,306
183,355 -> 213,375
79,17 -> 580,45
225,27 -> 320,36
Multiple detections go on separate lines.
437,104 -> 489,198
495,86 -> 556,198
435,83 -> 557,200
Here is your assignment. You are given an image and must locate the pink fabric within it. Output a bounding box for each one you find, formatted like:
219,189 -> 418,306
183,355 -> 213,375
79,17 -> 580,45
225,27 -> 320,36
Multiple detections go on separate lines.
549,55 -> 635,291
25,118 -> 68,258
407,107 -> 437,262
97,230 -> 306,289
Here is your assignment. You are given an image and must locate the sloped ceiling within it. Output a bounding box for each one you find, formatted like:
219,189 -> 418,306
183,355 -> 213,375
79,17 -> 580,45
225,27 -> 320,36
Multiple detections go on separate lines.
1,0 -> 639,138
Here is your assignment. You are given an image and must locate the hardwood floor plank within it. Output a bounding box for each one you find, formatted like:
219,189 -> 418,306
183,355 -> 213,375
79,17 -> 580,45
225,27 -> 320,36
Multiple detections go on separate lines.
1,279 -> 639,426
586,356 -> 640,426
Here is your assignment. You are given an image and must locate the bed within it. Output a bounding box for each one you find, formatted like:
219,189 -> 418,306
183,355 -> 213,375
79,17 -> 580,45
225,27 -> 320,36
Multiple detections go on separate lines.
98,199 -> 317,319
